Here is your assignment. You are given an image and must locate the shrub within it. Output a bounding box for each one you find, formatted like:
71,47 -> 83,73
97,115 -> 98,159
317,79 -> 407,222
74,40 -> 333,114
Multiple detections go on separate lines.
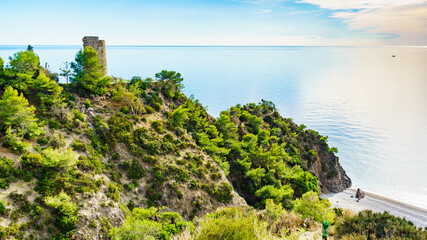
2,127 -> 30,154
145,105 -> 154,114
151,120 -> 165,134
152,102 -> 162,111
0,157 -> 14,189
207,182 -> 233,203
73,109 -> 85,121
48,119 -> 62,130
44,192 -> 79,232
37,135 -> 50,145
70,139 -> 86,152
335,210 -> 427,239
0,158 -> 14,178
246,115 -> 263,134
196,207 -> 258,240
109,207 -> 193,240
127,160 -> 145,180
293,190 -> 336,224
120,105 -> 130,114
107,182 -> 121,201
85,99 -> 92,108
255,184 -> 294,206
189,180 -> 199,190
49,131 -> 66,149
112,152 -> 121,161
0,201 -> 6,216
328,147 -> 338,153
40,147 -> 77,168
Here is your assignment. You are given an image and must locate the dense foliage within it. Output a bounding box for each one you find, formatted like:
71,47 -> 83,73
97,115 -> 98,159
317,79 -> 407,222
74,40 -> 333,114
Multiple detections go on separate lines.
71,46 -> 111,96
0,46 -> 423,240
109,207 -> 194,240
293,190 -> 336,223
166,98 -> 321,208
335,210 -> 427,240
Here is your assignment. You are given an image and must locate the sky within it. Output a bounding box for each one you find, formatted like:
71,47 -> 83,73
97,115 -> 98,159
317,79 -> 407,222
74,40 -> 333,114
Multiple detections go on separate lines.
0,0 -> 426,46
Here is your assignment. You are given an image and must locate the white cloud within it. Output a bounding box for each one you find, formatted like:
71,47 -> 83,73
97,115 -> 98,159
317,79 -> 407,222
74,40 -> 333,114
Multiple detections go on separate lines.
298,0 -> 427,44
297,0 -> 423,10
258,9 -> 273,14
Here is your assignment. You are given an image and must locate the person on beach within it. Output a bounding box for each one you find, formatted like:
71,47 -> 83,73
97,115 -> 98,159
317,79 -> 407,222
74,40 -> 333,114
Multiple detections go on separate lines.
322,220 -> 329,239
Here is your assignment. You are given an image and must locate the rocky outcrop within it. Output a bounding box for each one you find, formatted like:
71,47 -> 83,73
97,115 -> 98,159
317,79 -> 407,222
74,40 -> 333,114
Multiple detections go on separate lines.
303,134 -> 351,193
356,188 -> 365,199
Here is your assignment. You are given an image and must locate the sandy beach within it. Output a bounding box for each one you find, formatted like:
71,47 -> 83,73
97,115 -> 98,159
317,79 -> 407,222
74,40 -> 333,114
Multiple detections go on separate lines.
322,188 -> 427,228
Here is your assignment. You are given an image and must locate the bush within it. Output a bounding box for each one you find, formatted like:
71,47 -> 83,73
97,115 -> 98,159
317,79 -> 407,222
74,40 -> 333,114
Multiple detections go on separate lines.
152,102 -> 162,111
40,147 -> 77,168
48,119 -> 62,129
120,105 -> 130,114
208,182 -> 233,203
127,160 -> 146,180
85,99 -> 92,108
2,127 -> 31,154
0,157 -> 14,178
0,201 -> 6,216
145,105 -> 154,114
255,184 -> 294,206
37,136 -> 50,146
44,192 -> 79,232
151,120 -> 165,134
335,210 -> 427,239
109,207 -> 193,240
196,207 -> 258,240
70,139 -> 86,152
73,109 -> 85,121
293,190 -> 336,224
107,182 -> 121,201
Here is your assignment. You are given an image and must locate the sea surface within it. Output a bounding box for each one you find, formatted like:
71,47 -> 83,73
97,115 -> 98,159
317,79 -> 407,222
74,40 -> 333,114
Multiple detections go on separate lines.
1,45 -> 426,209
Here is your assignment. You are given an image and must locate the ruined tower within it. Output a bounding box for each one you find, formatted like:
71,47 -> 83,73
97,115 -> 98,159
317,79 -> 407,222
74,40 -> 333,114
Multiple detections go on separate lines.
82,36 -> 108,75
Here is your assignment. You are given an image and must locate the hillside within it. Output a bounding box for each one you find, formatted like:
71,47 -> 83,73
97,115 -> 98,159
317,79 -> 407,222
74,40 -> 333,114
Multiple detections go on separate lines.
3,47 -> 424,240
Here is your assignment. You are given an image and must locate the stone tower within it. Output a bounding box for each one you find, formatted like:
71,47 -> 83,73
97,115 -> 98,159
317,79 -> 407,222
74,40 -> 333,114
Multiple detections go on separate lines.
82,36 -> 108,75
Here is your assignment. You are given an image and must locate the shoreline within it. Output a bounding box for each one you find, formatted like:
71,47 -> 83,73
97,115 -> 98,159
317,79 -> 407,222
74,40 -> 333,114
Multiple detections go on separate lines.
322,188 -> 427,228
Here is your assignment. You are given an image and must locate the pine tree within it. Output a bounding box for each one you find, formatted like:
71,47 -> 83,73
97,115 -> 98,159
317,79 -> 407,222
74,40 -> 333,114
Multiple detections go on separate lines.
8,50 -> 40,75
71,47 -> 111,96
0,86 -> 41,138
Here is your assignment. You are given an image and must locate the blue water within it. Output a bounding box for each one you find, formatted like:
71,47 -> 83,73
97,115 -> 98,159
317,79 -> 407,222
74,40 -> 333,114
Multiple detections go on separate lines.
1,45 -> 427,209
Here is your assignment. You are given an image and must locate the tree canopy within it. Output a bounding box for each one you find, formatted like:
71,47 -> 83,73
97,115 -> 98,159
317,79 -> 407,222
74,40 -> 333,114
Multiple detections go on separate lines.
0,86 -> 41,137
71,46 -> 111,96
8,50 -> 40,75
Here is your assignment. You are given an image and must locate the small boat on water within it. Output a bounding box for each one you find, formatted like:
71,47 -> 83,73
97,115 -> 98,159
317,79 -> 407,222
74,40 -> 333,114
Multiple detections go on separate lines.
392,55 -> 396,57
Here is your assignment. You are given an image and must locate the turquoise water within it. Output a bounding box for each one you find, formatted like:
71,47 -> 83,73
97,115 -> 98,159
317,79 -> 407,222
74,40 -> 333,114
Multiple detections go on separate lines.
1,45 -> 427,209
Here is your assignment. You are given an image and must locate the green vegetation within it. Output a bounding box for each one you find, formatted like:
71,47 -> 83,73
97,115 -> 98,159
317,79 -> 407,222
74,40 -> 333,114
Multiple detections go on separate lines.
0,46 -> 422,240
1,50 -> 63,112
0,86 -> 42,138
168,98 -> 321,208
293,190 -> 336,223
71,46 -> 111,96
44,192 -> 79,232
336,210 -> 427,239
109,207 -> 193,240
194,203 -> 308,240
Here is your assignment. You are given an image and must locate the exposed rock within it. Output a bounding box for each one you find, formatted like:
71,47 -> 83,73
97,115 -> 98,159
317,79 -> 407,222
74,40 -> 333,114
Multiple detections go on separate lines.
356,188 -> 365,200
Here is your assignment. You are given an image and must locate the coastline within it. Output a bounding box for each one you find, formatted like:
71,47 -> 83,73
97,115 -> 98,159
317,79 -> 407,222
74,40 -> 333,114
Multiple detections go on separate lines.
322,188 -> 427,228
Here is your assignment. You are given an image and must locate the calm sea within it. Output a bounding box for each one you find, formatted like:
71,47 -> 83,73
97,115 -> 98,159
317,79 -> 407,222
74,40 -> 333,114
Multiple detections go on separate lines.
1,45 -> 426,209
